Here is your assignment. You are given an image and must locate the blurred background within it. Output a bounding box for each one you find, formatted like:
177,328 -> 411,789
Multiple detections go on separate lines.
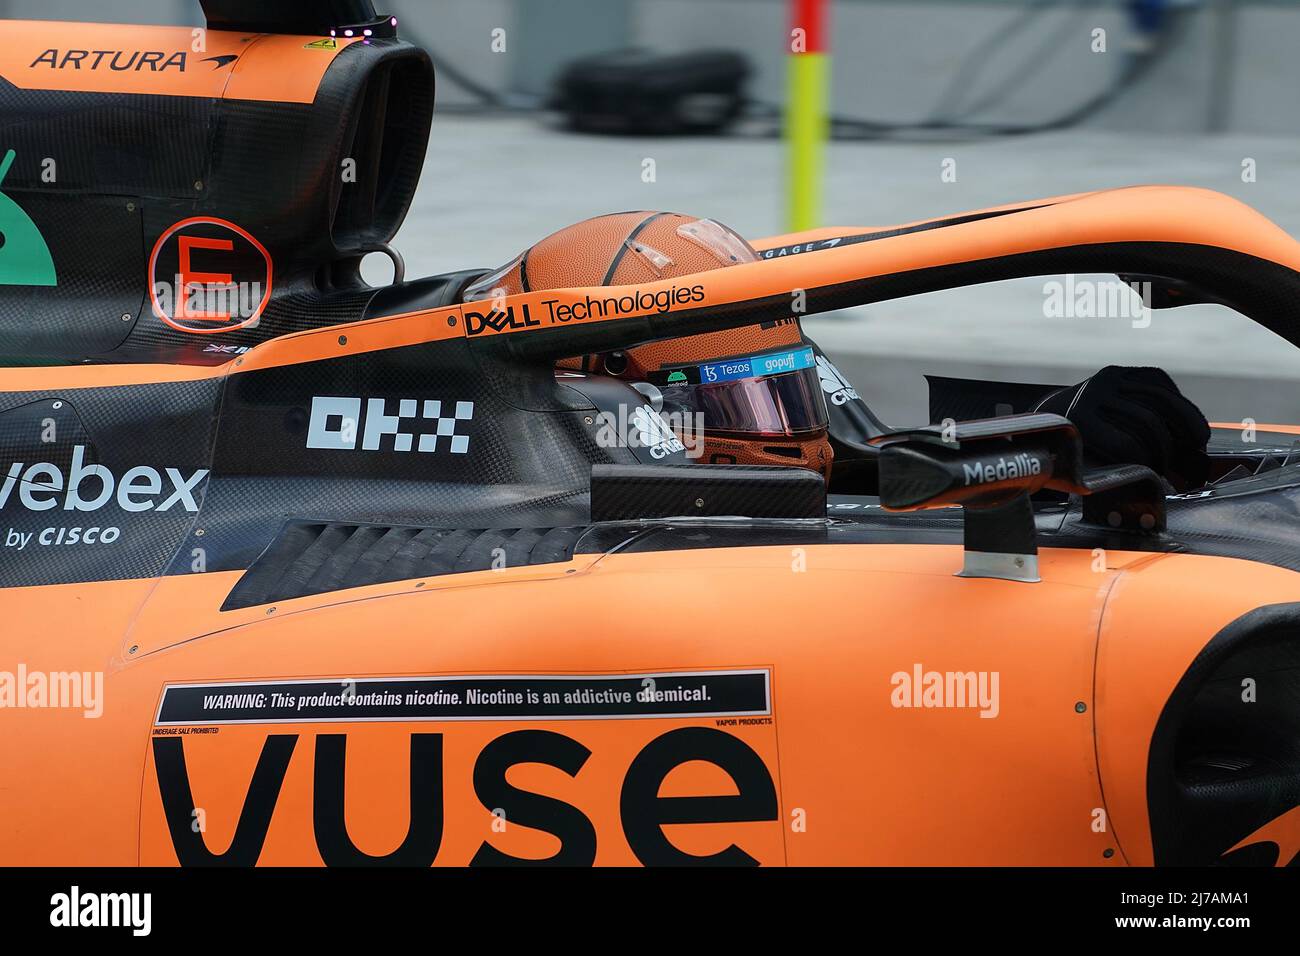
3,0 -> 1297,425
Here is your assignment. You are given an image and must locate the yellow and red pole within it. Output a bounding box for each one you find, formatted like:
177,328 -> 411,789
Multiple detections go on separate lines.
785,0 -> 829,232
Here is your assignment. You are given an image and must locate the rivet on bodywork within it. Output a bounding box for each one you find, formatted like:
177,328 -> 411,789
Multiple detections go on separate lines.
1075,701 -> 1087,713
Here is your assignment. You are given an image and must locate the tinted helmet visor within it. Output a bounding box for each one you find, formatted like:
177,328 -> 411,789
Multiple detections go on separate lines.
650,346 -> 829,437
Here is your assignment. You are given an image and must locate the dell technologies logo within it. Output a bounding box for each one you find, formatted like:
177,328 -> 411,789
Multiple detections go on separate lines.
306,397 -> 474,454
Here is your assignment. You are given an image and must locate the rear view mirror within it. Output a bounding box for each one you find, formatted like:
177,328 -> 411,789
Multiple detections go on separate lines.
873,414 -> 1165,582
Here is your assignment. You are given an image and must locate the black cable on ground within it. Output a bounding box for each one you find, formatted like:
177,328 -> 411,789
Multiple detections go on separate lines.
761,3 -> 1188,143
389,0 -> 1186,140
925,0 -> 1067,125
934,1 -> 1098,123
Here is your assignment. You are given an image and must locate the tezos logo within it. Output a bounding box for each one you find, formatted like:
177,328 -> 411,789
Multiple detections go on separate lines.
0,445 -> 208,513
816,356 -> 859,406
306,397 -> 474,454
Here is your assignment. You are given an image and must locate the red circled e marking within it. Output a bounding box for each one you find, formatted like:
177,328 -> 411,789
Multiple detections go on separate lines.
147,216 -> 273,334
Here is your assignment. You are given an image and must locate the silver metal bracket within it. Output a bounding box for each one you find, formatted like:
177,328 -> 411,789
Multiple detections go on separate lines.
956,550 -> 1041,583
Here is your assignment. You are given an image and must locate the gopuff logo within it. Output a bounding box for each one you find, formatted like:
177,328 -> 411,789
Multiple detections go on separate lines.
816,355 -> 859,406
464,305 -> 540,336
0,445 -> 207,513
630,405 -> 685,460
306,397 -> 474,454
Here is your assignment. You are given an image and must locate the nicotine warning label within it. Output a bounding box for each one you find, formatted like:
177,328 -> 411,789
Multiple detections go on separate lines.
154,670 -> 771,725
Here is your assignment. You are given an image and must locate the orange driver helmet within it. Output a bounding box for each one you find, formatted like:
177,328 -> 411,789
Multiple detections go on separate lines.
463,212 -> 833,478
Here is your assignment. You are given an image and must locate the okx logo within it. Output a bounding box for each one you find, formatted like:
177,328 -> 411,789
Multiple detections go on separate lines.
306,397 -> 474,454
0,149 -> 57,287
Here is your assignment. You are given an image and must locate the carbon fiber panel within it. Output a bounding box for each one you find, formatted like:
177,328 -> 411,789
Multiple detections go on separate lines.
221,520 -> 584,610
591,463 -> 826,521
0,38 -> 432,363
0,377 -> 221,586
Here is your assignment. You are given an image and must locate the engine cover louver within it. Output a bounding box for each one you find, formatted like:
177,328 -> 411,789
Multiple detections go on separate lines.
221,521 -> 584,610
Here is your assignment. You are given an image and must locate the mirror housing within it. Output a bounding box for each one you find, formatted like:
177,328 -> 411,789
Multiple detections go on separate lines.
876,413 -> 1084,505
872,414 -> 1165,582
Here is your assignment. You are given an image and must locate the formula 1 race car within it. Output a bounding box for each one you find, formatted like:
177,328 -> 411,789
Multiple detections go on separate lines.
0,1 -> 1297,868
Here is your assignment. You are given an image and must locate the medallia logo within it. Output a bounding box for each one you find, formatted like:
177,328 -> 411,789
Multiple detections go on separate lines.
962,453 -> 1043,486
816,356 -> 859,406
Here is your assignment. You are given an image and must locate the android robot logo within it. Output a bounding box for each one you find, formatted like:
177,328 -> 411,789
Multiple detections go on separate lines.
0,149 -> 58,287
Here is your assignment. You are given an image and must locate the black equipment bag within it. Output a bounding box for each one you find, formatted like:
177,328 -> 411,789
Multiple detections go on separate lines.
552,49 -> 750,135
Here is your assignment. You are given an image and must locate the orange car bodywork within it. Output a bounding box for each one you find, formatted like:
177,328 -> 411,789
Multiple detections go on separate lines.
1,543 -> 1296,866
1,43 -> 1298,868
0,21 -> 360,103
